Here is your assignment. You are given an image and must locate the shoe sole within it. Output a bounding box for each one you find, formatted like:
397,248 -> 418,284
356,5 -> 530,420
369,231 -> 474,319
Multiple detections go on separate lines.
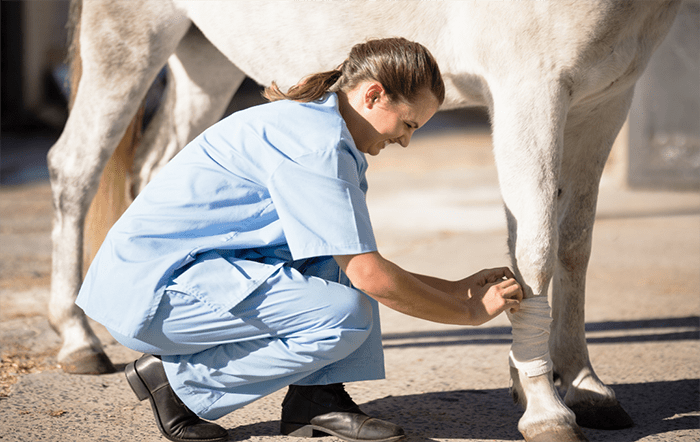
281,422 -> 405,442
125,360 -> 227,442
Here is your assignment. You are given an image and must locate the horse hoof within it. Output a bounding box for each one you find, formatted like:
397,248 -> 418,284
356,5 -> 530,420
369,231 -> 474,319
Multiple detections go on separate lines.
571,400 -> 634,430
60,349 -> 116,374
524,425 -> 589,442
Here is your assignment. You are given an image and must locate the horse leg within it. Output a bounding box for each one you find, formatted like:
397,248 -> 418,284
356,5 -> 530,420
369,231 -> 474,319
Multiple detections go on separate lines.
47,0 -> 190,374
490,78 -> 586,441
551,90 -> 636,430
131,24 -> 245,195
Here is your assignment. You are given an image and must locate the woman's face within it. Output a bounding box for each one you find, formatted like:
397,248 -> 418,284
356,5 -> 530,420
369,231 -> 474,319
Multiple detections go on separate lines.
352,84 -> 440,156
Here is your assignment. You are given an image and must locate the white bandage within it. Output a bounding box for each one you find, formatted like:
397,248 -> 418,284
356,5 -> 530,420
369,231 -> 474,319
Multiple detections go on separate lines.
507,296 -> 553,377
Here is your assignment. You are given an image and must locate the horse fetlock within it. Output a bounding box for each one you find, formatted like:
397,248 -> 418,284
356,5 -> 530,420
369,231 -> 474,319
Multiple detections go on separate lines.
564,368 -> 616,403
56,330 -> 115,374
510,367 -> 586,441
53,314 -> 115,374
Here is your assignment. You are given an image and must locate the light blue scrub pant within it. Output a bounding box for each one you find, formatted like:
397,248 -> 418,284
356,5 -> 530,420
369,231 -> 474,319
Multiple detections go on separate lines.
107,261 -> 384,420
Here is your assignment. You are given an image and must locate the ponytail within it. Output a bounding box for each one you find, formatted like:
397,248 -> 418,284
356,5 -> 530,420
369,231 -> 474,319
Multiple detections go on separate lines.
264,37 -> 445,106
263,69 -> 342,102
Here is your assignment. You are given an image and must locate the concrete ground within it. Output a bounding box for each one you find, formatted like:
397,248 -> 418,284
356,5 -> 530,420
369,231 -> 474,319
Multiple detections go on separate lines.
1,119 -> 699,441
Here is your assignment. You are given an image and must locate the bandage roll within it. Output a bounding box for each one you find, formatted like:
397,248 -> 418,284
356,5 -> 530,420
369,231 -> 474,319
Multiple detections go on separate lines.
507,296 -> 554,377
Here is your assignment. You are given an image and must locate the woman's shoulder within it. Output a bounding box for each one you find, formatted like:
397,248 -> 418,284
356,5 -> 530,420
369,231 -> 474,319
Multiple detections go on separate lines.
256,92 -> 341,122
248,93 -> 350,149
194,93 -> 356,166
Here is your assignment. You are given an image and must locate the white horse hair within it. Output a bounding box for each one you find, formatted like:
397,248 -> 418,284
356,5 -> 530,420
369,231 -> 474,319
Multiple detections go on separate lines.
47,1 -> 681,441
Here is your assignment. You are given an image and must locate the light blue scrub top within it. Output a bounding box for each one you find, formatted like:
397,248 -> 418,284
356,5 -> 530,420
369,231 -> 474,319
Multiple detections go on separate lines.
76,93 -> 378,338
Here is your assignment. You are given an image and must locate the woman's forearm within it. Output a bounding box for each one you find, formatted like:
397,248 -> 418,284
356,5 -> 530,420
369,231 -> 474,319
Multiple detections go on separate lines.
336,252 -> 475,325
408,272 -> 459,295
335,252 -> 522,326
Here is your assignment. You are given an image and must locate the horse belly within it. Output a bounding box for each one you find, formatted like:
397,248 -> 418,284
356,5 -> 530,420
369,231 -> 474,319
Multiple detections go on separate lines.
172,0 -> 488,109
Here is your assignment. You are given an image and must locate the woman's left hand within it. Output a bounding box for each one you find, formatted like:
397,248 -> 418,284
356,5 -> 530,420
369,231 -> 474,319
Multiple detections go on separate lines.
457,267 -> 523,325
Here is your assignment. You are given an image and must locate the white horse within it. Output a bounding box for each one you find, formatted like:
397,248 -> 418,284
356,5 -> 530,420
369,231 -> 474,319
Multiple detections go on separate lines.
47,1 -> 681,441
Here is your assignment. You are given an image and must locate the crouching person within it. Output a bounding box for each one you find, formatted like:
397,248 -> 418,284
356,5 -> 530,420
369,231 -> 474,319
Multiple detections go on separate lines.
76,37 -> 522,442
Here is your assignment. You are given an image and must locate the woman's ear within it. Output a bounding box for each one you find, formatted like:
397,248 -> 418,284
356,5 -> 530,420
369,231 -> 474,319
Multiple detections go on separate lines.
364,82 -> 385,109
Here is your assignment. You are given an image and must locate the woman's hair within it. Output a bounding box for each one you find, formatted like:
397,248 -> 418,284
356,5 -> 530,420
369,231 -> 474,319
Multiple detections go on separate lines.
263,37 -> 445,105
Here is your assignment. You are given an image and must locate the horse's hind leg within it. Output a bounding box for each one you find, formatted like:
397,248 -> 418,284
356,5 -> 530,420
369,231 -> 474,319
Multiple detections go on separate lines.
550,90 -> 636,430
131,24 -> 245,195
47,1 -> 190,374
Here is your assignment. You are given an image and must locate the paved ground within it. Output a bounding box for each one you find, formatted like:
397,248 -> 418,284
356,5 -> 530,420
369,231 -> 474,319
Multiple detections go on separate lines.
1,120 -> 699,442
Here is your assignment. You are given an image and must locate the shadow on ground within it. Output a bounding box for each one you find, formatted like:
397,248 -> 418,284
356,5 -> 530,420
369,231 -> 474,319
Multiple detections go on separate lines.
223,379 -> 699,442
224,387 -> 523,441
381,316 -> 700,349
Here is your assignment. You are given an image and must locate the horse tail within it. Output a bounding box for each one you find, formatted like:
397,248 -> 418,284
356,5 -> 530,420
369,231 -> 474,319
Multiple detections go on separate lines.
67,0 -> 145,275
82,109 -> 143,275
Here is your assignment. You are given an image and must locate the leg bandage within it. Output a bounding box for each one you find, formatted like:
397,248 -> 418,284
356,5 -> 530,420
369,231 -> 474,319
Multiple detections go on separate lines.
507,296 -> 553,377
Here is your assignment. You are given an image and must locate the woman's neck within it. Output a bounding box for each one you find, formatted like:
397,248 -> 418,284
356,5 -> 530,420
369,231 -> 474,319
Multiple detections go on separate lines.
337,90 -> 372,152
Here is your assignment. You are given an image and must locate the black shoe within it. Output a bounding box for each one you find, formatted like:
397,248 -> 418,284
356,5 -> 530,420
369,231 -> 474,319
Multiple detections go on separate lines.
280,383 -> 405,442
125,354 -> 228,442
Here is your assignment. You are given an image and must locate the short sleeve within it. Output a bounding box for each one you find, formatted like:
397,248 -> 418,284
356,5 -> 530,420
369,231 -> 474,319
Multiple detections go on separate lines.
268,148 -> 377,260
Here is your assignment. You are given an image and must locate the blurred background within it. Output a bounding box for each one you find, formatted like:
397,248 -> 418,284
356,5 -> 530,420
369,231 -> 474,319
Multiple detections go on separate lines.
1,0 -> 698,189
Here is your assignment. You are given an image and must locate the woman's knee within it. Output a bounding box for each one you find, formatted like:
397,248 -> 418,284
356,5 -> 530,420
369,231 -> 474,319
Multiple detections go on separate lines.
297,288 -> 373,361
320,285 -> 373,335
252,268 -> 375,356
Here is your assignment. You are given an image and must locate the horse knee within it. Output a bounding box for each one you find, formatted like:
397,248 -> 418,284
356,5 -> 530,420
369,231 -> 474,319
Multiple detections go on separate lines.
504,209 -> 559,298
512,241 -> 557,298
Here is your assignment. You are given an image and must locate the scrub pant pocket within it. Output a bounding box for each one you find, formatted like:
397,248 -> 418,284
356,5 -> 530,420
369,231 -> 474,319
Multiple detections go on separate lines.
106,265 -> 384,420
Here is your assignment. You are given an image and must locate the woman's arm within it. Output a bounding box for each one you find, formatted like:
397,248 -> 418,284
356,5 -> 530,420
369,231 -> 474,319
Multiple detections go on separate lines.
334,251 -> 522,326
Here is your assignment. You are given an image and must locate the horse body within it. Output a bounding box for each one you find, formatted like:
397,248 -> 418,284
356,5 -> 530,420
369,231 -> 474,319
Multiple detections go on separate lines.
47,1 -> 681,441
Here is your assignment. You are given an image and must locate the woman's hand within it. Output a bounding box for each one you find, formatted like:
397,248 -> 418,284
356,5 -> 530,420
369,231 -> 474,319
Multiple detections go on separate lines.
456,267 -> 523,325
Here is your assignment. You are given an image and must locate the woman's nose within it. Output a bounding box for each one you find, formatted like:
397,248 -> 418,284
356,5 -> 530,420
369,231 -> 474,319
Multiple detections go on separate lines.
399,130 -> 414,147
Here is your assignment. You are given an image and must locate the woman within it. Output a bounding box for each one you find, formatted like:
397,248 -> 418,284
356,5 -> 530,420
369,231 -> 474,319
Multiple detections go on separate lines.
76,37 -> 522,442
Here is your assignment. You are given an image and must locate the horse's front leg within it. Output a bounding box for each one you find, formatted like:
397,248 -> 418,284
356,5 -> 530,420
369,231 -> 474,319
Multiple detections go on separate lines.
550,91 -> 635,430
491,79 -> 586,442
